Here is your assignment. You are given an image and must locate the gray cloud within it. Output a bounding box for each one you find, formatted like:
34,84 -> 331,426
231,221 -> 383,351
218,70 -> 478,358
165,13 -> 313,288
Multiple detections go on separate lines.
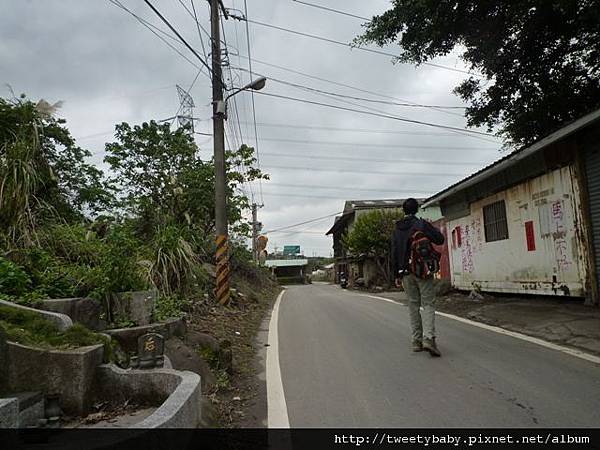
0,0 -> 503,256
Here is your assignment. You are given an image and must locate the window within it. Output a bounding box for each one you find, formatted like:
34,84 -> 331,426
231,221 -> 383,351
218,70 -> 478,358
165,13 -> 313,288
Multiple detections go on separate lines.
483,200 -> 509,242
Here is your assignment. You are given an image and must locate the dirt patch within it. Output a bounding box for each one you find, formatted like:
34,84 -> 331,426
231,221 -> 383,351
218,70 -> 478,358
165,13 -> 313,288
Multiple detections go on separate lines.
62,399 -> 157,428
435,291 -> 500,317
187,273 -> 280,428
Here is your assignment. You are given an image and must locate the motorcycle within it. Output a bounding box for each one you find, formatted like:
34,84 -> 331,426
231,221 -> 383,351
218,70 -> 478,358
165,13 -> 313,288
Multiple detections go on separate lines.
339,273 -> 348,289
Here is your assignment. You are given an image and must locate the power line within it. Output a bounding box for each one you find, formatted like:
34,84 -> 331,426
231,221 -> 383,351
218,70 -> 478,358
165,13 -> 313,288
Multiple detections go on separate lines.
263,211 -> 344,234
221,16 -> 256,203
143,0 -> 213,76
204,136 -> 498,157
259,72 -> 471,130
243,0 -> 263,205
253,91 -> 496,137
238,17 -> 476,76
108,0 -> 185,47
262,191 -> 433,201
263,164 -> 467,177
238,121 -> 480,137
265,75 -> 466,109
230,1 -> 253,144
107,0 -> 205,73
267,182 -> 435,194
260,152 -> 486,167
231,53 -> 498,134
221,20 -> 245,143
233,66 -> 466,117
292,0 -> 370,21
241,136 -> 496,151
269,229 -> 330,235
188,0 -> 209,60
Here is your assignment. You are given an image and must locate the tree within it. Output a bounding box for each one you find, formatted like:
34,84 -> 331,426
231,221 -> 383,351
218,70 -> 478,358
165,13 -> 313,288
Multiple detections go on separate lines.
0,94 -> 112,248
104,122 -> 268,238
104,121 -> 269,294
342,209 -> 404,285
357,1 -> 600,147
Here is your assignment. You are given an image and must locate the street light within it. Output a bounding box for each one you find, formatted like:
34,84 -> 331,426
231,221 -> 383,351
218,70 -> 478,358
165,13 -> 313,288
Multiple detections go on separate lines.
216,77 -> 267,117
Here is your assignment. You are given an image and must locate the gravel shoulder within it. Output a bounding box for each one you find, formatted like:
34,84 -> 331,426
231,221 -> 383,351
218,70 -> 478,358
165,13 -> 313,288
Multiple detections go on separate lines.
186,277 -> 281,428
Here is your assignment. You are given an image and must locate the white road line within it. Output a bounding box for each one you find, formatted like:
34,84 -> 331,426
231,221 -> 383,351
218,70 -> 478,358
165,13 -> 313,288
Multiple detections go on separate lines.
359,294 -> 600,366
362,294 -> 407,305
266,290 -> 290,428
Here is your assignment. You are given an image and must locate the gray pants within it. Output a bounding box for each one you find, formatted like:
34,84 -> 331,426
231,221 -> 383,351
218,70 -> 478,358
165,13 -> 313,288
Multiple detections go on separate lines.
402,274 -> 436,342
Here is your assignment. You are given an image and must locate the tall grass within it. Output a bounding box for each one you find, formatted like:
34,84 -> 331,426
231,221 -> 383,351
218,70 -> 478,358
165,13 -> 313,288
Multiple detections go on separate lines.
0,124 -> 52,248
140,225 -> 198,296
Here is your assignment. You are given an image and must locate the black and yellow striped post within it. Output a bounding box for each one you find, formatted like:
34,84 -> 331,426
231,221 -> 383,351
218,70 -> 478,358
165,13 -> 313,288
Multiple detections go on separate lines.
215,234 -> 230,305
209,0 -> 230,307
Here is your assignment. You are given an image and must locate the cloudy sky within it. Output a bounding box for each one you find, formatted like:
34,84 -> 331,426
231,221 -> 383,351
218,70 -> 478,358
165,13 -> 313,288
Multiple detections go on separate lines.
1,0 -> 504,256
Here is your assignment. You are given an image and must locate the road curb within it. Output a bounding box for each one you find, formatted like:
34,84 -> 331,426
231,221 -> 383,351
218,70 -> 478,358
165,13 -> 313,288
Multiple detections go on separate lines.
266,289 -> 290,428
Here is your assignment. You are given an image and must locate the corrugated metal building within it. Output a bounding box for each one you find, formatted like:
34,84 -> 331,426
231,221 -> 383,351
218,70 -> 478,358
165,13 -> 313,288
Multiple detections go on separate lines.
424,109 -> 600,305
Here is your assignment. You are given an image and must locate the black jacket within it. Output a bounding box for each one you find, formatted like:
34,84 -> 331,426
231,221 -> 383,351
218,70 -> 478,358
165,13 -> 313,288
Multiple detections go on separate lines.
391,215 -> 445,277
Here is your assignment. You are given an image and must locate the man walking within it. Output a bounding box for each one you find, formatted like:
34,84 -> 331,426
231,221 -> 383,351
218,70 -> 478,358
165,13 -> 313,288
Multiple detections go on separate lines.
391,198 -> 445,357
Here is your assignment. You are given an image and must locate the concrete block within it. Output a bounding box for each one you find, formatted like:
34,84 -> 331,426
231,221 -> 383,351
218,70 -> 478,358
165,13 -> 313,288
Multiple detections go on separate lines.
105,318 -> 185,354
14,392 -> 44,427
0,397 -> 18,428
0,326 -> 7,393
40,297 -> 104,330
6,342 -> 104,415
0,299 -> 73,331
94,364 -> 201,428
113,291 -> 157,326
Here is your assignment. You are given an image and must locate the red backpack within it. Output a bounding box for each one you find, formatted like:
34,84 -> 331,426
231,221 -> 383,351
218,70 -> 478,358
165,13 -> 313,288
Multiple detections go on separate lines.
410,230 -> 441,279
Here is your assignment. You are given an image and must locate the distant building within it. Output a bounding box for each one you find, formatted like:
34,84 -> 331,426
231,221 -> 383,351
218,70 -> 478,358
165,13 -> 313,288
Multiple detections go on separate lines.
326,199 -> 442,286
424,108 -> 600,305
311,263 -> 336,282
265,259 -> 309,284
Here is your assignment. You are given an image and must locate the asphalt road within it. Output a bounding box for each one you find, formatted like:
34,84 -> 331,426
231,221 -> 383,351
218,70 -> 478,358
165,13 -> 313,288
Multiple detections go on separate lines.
276,283 -> 600,427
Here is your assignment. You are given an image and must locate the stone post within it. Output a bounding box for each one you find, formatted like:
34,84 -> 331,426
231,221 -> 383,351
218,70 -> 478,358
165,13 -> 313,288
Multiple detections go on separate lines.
0,326 -> 8,394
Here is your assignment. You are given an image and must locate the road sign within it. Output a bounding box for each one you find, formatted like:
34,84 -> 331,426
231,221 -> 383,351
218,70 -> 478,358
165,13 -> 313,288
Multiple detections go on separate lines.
283,245 -> 301,256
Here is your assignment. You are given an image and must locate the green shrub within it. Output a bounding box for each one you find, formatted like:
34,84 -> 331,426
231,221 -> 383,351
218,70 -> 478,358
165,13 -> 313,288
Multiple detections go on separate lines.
154,295 -> 189,321
12,224 -> 148,301
0,257 -> 31,296
92,224 -> 148,299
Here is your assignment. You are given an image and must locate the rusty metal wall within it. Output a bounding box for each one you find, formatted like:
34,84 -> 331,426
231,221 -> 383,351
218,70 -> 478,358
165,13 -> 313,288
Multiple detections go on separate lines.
583,141 -> 600,302
446,165 -> 589,297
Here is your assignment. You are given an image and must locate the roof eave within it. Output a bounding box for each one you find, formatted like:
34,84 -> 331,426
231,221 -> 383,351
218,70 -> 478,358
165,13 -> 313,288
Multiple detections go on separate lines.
422,108 -> 600,208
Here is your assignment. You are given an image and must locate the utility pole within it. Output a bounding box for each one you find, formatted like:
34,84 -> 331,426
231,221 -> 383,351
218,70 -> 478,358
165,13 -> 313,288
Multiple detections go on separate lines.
252,203 -> 258,263
211,0 -> 230,306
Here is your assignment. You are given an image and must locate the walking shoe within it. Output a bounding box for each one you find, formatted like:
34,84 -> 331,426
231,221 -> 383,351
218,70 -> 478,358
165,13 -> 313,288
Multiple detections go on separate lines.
423,338 -> 441,357
412,341 -> 423,352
